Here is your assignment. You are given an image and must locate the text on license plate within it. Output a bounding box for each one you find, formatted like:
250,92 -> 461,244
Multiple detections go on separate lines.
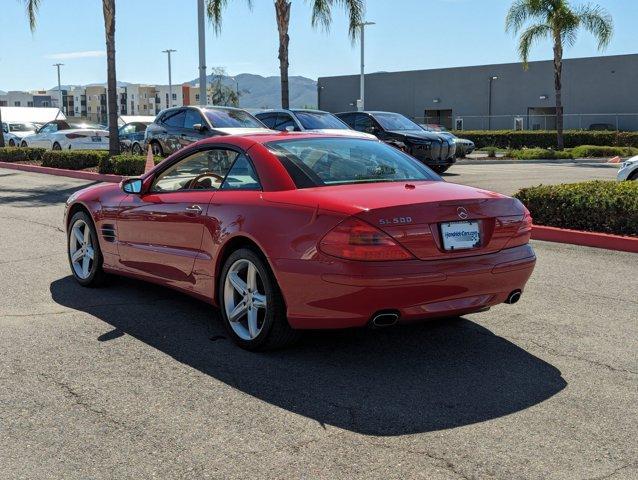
440,220 -> 481,250
91,136 -> 102,142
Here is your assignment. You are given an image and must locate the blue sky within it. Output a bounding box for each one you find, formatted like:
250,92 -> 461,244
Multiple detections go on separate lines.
0,0 -> 635,91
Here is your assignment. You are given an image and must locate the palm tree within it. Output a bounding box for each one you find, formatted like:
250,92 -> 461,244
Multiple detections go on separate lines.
207,0 -> 364,109
23,0 -> 120,154
506,0 -> 612,150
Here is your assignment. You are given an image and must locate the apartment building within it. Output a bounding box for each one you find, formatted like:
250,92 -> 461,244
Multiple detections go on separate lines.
70,87 -> 87,118
85,86 -> 107,124
127,84 -> 159,115
0,91 -> 36,107
156,84 -> 183,110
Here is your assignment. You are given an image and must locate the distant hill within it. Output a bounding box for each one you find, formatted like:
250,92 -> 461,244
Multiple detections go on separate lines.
189,73 -> 317,109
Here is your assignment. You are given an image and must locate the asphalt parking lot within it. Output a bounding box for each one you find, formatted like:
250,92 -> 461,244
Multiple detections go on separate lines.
0,164 -> 636,480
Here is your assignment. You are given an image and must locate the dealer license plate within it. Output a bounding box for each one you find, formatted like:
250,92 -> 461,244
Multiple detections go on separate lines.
440,221 -> 481,251
91,136 -> 102,142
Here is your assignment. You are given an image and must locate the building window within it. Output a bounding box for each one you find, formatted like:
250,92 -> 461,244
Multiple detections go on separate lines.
172,93 -> 177,100
88,106 -> 92,112
14,101 -> 21,106
195,94 -> 200,102
28,101 -> 34,107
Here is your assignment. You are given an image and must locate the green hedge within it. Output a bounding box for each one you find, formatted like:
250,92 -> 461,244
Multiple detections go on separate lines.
506,148 -> 573,160
99,154 -> 161,175
454,130 -> 638,149
41,150 -> 110,170
514,181 -> 638,236
570,145 -> 638,158
0,147 -> 46,162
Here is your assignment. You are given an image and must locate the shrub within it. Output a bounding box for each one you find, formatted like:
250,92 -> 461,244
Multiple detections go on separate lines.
453,130 -> 638,150
102,154 -> 161,176
514,181 -> 638,236
0,147 -> 46,163
484,146 -> 498,158
570,145 -> 638,158
41,150 -> 109,170
506,148 -> 573,160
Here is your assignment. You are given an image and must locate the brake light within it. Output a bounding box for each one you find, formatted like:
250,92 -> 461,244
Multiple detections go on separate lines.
319,218 -> 414,261
505,209 -> 533,248
519,209 -> 533,234
65,133 -> 87,139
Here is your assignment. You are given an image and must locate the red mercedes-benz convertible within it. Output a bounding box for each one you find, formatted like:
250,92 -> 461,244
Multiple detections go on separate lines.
64,133 -> 535,350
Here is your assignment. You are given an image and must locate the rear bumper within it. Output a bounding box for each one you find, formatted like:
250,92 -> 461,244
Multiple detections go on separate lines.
274,244 -> 536,329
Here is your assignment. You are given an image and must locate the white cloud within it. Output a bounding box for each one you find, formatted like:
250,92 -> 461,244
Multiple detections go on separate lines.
45,50 -> 106,60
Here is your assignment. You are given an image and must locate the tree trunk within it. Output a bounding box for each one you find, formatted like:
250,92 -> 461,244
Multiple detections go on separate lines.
275,0 -> 291,109
553,32 -> 564,150
103,0 -> 120,155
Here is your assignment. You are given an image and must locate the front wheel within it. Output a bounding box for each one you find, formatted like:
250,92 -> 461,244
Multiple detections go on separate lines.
431,165 -> 450,174
67,211 -> 106,287
151,141 -> 163,157
219,248 -> 299,351
132,143 -> 144,155
8,139 -> 15,147
52,142 -> 62,151
21,141 -> 28,148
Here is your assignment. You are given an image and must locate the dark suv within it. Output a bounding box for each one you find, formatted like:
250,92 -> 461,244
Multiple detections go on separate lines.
145,105 -> 270,156
336,111 -> 456,173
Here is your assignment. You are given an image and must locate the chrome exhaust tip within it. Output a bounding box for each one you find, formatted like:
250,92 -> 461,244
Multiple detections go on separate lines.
370,312 -> 399,328
505,290 -> 522,304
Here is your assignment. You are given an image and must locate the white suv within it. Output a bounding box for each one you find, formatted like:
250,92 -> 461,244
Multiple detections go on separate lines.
617,155 -> 638,181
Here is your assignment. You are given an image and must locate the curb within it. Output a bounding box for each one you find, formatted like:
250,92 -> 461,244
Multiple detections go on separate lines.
458,158 -> 619,167
0,161 -> 122,183
532,225 -> 638,253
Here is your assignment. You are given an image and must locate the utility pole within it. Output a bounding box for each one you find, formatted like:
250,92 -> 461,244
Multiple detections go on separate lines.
488,76 -> 498,130
356,21 -> 375,111
162,49 -> 176,107
53,63 -> 64,114
197,0 -> 207,106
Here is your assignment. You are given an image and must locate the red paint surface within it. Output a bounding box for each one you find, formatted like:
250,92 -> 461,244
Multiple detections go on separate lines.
59,132 -> 538,328
532,225 -> 638,253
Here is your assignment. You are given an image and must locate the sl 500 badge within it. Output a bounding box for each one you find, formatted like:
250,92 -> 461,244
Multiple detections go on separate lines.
379,216 -> 413,226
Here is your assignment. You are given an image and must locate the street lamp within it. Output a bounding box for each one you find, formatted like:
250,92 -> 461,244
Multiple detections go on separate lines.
488,75 -> 498,130
356,21 -> 375,111
162,49 -> 176,107
197,0 -> 207,106
53,63 -> 64,114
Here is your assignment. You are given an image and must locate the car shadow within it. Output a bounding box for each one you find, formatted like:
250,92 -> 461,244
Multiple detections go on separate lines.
50,275 -> 566,436
0,182 -> 97,207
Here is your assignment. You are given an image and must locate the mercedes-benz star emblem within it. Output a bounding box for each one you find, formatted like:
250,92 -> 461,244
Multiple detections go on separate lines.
457,207 -> 469,220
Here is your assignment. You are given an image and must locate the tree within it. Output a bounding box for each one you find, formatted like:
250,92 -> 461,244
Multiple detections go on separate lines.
206,0 -> 364,109
207,67 -> 241,107
506,0 -> 612,150
23,0 -> 120,154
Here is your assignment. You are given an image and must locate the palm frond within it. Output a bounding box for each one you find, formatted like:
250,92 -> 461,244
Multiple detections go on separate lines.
22,0 -> 41,32
517,23 -> 552,69
309,0 -> 365,40
505,0 -> 547,33
575,3 -> 613,50
205,0 -> 252,34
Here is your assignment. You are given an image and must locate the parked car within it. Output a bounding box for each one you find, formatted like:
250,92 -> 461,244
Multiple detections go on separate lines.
119,121 -> 151,155
255,108 -> 375,139
144,105 -> 271,156
2,121 -> 39,147
20,120 -> 109,150
617,155 -> 638,181
421,125 -> 475,158
588,123 -> 616,131
64,133 -> 535,351
336,111 -> 456,173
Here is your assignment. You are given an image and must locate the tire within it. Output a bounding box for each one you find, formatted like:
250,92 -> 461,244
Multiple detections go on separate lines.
219,248 -> 299,351
628,170 -> 638,181
132,143 -> 143,155
8,139 -> 15,147
151,141 -> 163,157
67,211 -> 107,287
431,165 -> 450,174
21,141 -> 28,148
52,142 -> 62,151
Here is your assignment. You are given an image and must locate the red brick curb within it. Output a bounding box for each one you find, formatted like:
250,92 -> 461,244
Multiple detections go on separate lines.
0,161 -> 123,183
532,225 -> 638,253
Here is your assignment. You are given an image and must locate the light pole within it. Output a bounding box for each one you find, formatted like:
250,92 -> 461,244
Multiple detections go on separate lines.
197,0 -> 207,106
162,49 -> 176,107
488,75 -> 498,130
53,63 -> 64,114
356,21 -> 375,111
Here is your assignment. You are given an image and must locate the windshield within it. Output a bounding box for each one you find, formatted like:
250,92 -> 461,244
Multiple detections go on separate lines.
204,108 -> 263,128
266,137 -> 439,188
294,111 -> 349,130
374,113 -> 422,131
9,122 -> 37,132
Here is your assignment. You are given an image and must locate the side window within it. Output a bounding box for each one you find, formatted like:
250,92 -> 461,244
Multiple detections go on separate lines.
120,124 -> 135,135
151,148 -> 240,192
57,121 -> 71,131
163,109 -> 186,128
136,123 -> 148,133
221,154 -> 261,191
338,114 -> 355,128
354,114 -> 374,132
2,123 -> 7,134
275,113 -> 298,131
41,123 -> 58,133
257,114 -> 277,129
184,109 -> 204,129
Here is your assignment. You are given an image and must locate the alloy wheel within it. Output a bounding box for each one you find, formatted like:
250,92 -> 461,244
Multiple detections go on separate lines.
69,219 -> 95,280
223,259 -> 268,340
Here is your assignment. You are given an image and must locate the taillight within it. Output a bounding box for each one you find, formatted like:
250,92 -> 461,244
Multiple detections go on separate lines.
65,133 -> 87,139
519,209 -> 533,234
319,218 -> 414,261
505,209 -> 533,248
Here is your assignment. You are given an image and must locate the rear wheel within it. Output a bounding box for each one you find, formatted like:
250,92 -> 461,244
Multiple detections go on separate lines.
52,142 -> 62,151
431,165 -> 450,174
628,170 -> 638,181
8,139 -> 15,147
219,248 -> 299,351
132,142 -> 144,155
21,141 -> 28,148
151,141 -> 163,157
67,211 -> 106,287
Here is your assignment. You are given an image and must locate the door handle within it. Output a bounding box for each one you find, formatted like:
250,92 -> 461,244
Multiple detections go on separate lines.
185,204 -> 203,215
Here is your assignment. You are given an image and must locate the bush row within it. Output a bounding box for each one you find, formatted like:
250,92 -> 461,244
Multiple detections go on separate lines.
98,155 -> 161,175
514,181 -> 638,236
454,130 -> 638,149
41,151 -> 109,170
0,147 -> 46,162
505,145 -> 638,160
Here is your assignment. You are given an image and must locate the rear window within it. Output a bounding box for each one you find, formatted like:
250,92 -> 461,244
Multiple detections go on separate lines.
266,137 -> 439,188
294,111 -> 349,130
204,108 -> 263,128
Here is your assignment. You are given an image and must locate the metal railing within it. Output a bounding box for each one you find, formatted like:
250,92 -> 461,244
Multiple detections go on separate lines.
413,113 -> 638,132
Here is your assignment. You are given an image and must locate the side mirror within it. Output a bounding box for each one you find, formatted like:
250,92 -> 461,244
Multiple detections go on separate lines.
121,178 -> 143,194
284,125 -> 296,132
193,123 -> 207,132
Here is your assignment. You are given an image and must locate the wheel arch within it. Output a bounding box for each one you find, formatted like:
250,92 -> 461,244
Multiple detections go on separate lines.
66,202 -> 93,230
